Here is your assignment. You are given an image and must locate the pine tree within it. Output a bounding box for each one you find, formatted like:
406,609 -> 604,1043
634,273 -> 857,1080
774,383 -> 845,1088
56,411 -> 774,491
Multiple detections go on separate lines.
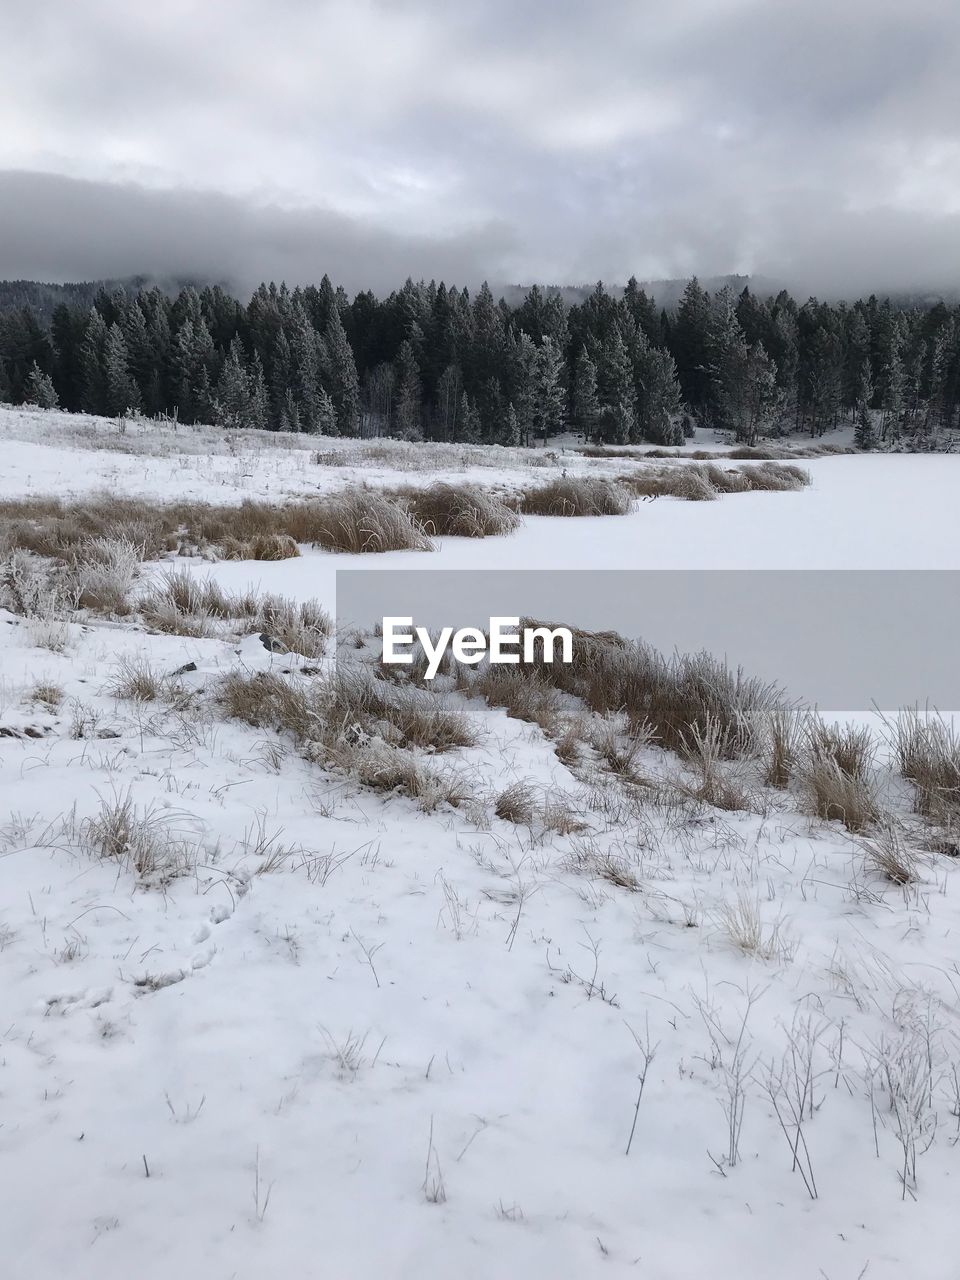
923,323 -> 953,438
511,332 -> 538,446
171,316 -> 215,423
290,307 -> 326,432
707,287 -> 746,432
597,329 -> 635,444
271,329 -> 294,430
248,353 -> 270,432
673,277 -> 712,421
395,339 -> 422,440
80,309 -> 108,414
25,361 -> 59,409
637,345 -> 683,444
104,323 -> 140,416
572,346 -> 601,438
363,364 -> 395,437
323,310 -> 361,436
458,392 -> 481,443
504,403 -> 521,447
623,277 -> 661,345
435,364 -> 461,440
143,291 -> 173,415
121,301 -> 154,414
803,326 -> 843,436
315,387 -> 338,436
50,304 -> 87,411
843,310 -> 872,418
854,402 -> 876,450
768,305 -> 799,425
194,364 -> 215,425
214,338 -> 253,429
716,337 -> 779,445
531,336 -> 565,443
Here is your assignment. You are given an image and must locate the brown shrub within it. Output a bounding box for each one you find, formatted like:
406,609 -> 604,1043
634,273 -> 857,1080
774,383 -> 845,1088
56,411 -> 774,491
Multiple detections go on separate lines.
804,759 -> 879,832
220,533 -> 300,561
739,462 -> 810,492
805,717 -> 876,780
468,663 -> 563,733
621,466 -> 716,501
764,706 -> 804,788
139,571 -> 329,655
287,490 -> 433,553
327,667 -> 478,752
398,482 -> 521,538
860,823 -> 919,885
520,477 -> 633,517
495,781 -> 537,825
889,708 -> 960,821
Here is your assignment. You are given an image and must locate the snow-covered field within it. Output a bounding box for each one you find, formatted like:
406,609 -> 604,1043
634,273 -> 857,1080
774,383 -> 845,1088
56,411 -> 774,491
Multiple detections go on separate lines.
3,406 -> 960,1280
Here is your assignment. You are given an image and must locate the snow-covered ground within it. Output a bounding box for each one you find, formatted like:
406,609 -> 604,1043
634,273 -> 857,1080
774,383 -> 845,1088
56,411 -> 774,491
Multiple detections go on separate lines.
3,406 -> 960,1280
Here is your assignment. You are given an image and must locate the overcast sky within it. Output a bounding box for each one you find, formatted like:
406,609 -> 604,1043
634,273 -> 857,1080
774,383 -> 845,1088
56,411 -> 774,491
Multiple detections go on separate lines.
2,0 -> 960,298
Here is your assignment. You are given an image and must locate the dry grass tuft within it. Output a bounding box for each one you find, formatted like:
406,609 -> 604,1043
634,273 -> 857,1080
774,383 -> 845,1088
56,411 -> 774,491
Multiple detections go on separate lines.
327,667 -> 478,752
29,680 -> 65,710
541,793 -> 589,835
590,718 -> 652,782
621,460 -> 809,502
0,549 -> 70,616
257,595 -> 331,658
218,664 -> 477,755
329,739 -> 471,811
140,569 -> 258,637
804,758 -> 879,832
140,571 -> 329,655
398,482 -> 521,538
219,671 -> 319,738
554,723 -> 585,768
470,621 -> 781,763
286,490 -> 433,554
679,717 -> 758,812
494,780 -> 537,826
889,708 -> 960,822
805,717 -> 876,781
860,823 -> 920,885
71,537 -> 141,613
219,533 -> 300,561
740,461 -> 810,491
467,663 -> 563,733
108,656 -> 174,702
214,657 -> 479,813
520,477 -> 633,517
716,894 -> 793,960
81,791 -> 195,883
622,467 -> 715,501
566,838 -> 640,890
764,706 -> 804,788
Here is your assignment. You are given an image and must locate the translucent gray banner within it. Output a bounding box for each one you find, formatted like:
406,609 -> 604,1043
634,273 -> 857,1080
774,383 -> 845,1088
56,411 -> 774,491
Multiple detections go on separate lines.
336,570 -> 960,711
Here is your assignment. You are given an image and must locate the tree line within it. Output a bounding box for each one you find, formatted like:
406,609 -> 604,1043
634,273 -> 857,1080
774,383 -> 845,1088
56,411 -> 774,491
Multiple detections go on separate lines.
1,274 -> 958,448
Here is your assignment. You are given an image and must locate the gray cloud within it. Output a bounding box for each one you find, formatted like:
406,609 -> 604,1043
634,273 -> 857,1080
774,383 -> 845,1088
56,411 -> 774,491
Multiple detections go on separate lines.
1,0 -> 959,298
0,172 -> 518,297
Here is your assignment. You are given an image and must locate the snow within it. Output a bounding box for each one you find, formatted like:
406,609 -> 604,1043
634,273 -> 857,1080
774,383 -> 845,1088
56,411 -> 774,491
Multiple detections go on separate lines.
3,406 -> 960,1280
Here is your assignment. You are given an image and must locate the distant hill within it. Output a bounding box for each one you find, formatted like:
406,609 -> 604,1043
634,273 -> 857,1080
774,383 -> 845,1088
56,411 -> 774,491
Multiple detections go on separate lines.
0,276 -> 212,322
4,273 -> 959,325
501,275 -> 771,311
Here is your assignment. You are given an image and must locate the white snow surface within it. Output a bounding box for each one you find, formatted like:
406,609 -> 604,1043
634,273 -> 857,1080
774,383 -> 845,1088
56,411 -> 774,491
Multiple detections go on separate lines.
2,406 -> 960,1279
